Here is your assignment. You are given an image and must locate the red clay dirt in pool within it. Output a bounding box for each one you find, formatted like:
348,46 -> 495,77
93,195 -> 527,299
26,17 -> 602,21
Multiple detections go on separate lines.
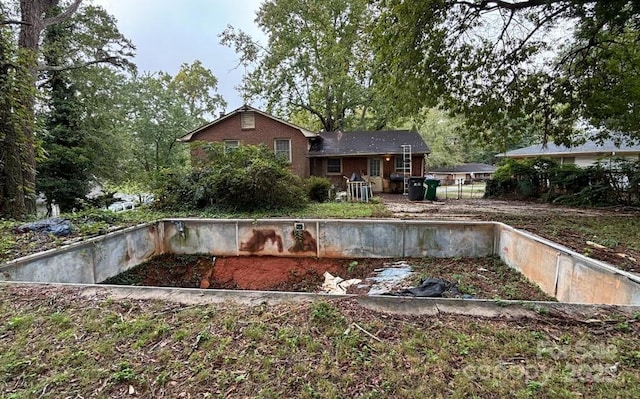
208,256 -> 347,290
101,254 -> 371,292
100,254 -> 554,301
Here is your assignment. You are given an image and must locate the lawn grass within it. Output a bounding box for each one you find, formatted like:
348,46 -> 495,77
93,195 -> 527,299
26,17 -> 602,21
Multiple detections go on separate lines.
1,285 -> 638,398
437,182 -> 486,199
2,201 -> 640,397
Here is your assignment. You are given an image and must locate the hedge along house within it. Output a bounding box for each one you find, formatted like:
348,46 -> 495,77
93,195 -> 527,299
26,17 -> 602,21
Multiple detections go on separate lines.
179,106 -> 431,194
177,105 -> 318,178
496,140 -> 640,167
307,130 -> 430,193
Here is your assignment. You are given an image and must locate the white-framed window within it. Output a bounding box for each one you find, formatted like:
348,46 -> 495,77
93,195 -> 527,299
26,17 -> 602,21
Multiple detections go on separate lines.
241,111 -> 255,129
369,158 -> 381,177
224,140 -> 239,153
327,158 -> 342,174
274,138 -> 291,162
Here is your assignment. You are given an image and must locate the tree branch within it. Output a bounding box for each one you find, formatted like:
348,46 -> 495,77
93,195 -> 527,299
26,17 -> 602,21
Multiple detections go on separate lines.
0,19 -> 30,26
43,0 -> 83,28
37,56 -> 126,72
455,0 -> 566,12
291,101 -> 328,130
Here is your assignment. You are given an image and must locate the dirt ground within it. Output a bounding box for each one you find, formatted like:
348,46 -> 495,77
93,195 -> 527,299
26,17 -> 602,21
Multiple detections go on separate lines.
101,254 -> 553,301
379,194 -> 635,219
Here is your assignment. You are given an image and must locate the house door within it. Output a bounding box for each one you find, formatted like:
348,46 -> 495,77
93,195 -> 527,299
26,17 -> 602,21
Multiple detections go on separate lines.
368,158 -> 383,193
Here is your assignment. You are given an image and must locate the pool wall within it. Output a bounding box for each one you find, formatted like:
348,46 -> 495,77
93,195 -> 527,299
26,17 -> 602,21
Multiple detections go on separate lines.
1,219 -> 639,305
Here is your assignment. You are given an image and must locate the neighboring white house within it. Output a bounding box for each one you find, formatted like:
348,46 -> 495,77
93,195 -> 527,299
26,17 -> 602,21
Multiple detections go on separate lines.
428,163 -> 497,185
496,140 -> 640,167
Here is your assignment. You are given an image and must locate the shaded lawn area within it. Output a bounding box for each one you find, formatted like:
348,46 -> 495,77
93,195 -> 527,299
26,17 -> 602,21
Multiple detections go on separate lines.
1,285 -> 639,398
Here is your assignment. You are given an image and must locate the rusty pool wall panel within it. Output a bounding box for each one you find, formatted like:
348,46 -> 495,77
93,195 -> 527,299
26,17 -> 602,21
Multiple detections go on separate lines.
496,223 -> 640,305
0,223 -> 160,284
159,219 -> 497,259
162,218 -> 323,257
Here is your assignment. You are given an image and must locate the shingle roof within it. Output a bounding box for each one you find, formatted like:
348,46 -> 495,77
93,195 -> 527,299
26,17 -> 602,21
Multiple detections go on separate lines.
308,130 -> 430,157
177,104 -> 318,142
429,163 -> 497,173
497,140 -> 640,158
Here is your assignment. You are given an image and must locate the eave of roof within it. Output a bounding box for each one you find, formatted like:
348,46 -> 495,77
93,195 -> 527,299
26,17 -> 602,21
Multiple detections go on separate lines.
177,105 -> 318,142
497,140 -> 640,158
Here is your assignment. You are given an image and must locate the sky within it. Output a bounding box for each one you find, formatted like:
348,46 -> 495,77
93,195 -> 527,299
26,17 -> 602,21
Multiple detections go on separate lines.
93,0 -> 265,111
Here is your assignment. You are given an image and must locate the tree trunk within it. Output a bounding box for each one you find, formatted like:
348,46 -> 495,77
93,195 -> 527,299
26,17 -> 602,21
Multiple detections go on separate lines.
0,17 -> 28,217
2,0 -> 82,216
14,0 -> 57,216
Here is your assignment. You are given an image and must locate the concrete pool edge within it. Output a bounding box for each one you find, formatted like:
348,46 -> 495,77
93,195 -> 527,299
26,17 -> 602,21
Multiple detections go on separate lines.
3,281 -> 638,319
2,218 -> 640,305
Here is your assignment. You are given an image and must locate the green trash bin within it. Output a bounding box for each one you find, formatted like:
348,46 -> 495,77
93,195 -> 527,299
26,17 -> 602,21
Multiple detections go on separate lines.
424,179 -> 440,200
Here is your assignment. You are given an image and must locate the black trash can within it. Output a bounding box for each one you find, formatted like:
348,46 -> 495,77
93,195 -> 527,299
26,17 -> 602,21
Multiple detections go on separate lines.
424,179 -> 440,200
408,177 -> 426,201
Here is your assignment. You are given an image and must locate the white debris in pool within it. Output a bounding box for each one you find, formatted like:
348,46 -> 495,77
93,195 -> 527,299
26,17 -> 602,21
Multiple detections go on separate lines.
321,271 -> 362,294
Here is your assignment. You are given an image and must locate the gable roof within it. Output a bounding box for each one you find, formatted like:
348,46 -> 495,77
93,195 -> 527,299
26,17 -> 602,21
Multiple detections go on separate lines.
429,163 -> 496,173
308,130 -> 430,157
497,140 -> 640,158
177,104 -> 318,142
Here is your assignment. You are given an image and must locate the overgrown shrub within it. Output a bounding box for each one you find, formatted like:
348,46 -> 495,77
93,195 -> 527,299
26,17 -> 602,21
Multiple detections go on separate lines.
304,176 -> 332,202
486,158 -> 556,199
155,143 -> 307,212
486,157 -> 640,206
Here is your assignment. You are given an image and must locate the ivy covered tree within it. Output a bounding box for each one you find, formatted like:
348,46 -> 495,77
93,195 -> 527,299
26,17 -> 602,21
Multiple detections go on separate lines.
0,0 -> 133,218
36,6 -> 91,212
0,3 -> 35,218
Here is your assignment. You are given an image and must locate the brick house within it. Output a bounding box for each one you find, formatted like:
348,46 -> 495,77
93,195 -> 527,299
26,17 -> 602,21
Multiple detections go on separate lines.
308,130 -> 430,193
178,105 -> 318,178
178,105 -> 431,193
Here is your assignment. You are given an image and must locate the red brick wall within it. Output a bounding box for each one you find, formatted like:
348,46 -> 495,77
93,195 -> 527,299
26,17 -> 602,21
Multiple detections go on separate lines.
189,112 -> 311,177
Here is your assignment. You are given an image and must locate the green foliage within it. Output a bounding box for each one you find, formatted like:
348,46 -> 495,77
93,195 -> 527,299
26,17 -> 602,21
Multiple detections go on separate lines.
0,16 -> 37,218
1,2 -> 135,218
372,1 -> 640,146
119,62 -> 225,190
36,8 -> 93,212
310,301 -> 344,326
400,108 -> 501,167
487,157 -> 640,206
304,176 -> 332,203
488,158 -> 558,200
220,0 -> 389,131
111,361 -> 136,383
155,143 -> 307,212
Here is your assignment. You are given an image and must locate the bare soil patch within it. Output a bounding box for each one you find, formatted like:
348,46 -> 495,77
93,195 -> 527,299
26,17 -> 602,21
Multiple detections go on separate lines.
100,254 -> 553,301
